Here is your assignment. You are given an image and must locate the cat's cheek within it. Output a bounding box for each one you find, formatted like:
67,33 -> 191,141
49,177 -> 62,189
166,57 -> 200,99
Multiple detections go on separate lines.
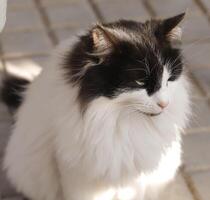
167,82 -> 178,97
114,89 -> 148,104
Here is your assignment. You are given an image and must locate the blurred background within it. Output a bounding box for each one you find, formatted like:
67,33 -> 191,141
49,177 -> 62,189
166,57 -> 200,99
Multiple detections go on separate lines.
0,0 -> 210,199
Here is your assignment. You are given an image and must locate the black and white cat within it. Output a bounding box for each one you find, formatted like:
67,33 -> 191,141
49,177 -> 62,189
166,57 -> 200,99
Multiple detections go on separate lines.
2,13 -> 191,200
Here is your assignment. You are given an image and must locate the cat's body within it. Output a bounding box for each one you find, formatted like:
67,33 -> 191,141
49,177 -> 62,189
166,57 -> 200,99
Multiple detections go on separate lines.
3,14 -> 191,200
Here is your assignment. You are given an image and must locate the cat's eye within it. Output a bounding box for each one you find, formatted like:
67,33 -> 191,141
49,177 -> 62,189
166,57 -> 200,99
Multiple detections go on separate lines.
135,80 -> 144,86
167,76 -> 175,86
168,76 -> 174,82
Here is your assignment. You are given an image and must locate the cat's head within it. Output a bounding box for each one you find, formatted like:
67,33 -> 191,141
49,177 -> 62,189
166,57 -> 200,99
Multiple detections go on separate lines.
64,13 -> 186,116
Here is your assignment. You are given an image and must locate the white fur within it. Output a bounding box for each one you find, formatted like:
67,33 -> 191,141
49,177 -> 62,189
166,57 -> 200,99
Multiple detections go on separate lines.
3,38 -> 191,200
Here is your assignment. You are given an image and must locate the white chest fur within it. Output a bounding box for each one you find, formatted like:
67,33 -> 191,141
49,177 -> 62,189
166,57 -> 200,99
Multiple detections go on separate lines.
53,69 -> 190,200
55,96 -> 183,200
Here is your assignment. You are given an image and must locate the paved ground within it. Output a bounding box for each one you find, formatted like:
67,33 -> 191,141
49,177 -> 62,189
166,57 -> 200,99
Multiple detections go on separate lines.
0,0 -> 210,199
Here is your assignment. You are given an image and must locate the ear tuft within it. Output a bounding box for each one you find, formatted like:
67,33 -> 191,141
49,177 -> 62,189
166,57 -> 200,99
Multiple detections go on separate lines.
92,25 -> 108,48
167,26 -> 182,41
92,24 -> 117,55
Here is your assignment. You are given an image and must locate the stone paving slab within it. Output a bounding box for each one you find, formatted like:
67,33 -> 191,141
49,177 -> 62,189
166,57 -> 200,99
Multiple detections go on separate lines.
7,0 -> 35,10
191,68 -> 210,97
148,0 -> 194,16
183,42 -> 210,69
159,174 -> 194,200
183,132 -> 210,172
148,0 -> 202,17
1,31 -> 53,58
190,82 -> 206,100
3,197 -> 23,200
148,0 -> 210,43
4,7 -> 45,33
94,0 -> 150,22
182,15 -> 210,43
41,0 -> 80,6
201,0 -> 210,13
187,98 -> 210,131
189,170 -> 210,200
55,28 -> 82,43
45,0 -> 97,29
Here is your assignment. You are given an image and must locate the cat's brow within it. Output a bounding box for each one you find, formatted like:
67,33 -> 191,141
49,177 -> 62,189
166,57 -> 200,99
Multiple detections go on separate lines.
136,59 -> 150,75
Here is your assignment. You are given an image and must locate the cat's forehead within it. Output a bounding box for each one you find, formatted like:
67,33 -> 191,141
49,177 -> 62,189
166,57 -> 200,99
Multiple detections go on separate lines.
103,20 -> 157,43
99,20 -> 162,62
104,20 -> 155,34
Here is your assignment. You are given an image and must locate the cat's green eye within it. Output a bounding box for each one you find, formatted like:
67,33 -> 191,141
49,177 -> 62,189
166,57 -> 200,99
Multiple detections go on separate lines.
135,80 -> 144,86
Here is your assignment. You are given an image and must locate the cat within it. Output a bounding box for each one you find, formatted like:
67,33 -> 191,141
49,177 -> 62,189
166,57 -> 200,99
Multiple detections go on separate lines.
2,13 -> 191,200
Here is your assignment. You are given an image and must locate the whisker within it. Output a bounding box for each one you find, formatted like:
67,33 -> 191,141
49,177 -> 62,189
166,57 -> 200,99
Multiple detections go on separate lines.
144,57 -> 150,75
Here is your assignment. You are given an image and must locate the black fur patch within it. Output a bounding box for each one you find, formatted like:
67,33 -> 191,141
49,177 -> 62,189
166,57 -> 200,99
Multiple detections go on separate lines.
63,14 -> 184,106
1,76 -> 30,112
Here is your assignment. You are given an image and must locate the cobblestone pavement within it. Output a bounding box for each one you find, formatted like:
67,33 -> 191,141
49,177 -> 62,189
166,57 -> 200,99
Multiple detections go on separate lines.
0,0 -> 210,199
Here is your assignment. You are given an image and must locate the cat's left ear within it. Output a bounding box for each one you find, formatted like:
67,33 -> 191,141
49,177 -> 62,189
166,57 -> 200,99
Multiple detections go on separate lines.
157,12 -> 185,42
92,24 -> 118,55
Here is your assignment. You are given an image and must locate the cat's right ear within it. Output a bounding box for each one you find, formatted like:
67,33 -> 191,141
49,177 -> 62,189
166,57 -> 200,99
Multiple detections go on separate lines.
156,13 -> 185,43
92,24 -> 118,55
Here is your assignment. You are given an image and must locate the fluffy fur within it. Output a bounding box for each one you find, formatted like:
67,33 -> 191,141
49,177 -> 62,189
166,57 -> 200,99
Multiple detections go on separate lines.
3,14 -> 191,200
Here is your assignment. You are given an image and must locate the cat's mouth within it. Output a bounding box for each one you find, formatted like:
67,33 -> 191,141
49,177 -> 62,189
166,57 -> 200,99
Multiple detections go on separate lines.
134,105 -> 163,117
138,111 -> 162,117
147,112 -> 162,117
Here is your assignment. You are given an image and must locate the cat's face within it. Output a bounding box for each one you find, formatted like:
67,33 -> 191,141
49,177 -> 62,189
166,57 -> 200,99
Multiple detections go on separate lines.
65,13 -> 185,116
114,67 -> 178,116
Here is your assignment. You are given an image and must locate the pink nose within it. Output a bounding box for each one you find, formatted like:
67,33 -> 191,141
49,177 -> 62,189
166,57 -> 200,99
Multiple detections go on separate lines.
157,101 -> 169,109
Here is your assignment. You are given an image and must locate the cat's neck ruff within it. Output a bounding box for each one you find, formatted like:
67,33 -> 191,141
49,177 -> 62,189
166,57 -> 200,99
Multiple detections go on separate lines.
54,68 -> 189,185
82,91 -> 184,177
